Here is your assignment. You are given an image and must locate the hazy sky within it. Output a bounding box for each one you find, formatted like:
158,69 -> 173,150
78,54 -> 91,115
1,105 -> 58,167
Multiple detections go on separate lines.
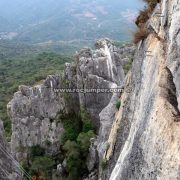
0,0 -> 143,18
0,0 -> 144,42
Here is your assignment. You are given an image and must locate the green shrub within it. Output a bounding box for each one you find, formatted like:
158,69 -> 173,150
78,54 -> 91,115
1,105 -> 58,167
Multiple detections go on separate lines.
44,139 -> 51,146
123,58 -> 133,74
77,130 -> 95,156
63,140 -> 87,178
29,156 -> 55,178
80,107 -> 94,132
63,140 -> 80,158
23,145 -> 55,179
100,159 -> 107,170
62,120 -> 95,178
60,108 -> 95,179
116,100 -> 121,110
60,114 -> 81,144
29,145 -> 45,159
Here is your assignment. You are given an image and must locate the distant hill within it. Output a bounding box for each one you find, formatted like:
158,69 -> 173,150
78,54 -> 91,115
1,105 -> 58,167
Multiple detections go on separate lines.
0,39 -> 93,57
0,0 -> 143,44
0,16 -> 16,32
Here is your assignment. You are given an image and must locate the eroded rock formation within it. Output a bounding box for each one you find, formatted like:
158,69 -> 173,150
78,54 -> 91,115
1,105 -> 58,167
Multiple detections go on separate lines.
5,0 -> 180,179
65,39 -> 134,128
7,75 -> 66,162
0,119 -> 21,180
100,0 -> 180,179
7,39 -> 134,179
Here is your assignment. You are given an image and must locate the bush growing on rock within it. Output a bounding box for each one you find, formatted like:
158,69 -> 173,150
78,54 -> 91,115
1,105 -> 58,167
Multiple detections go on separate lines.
80,107 -> 94,132
116,100 -> 121,110
63,140 -> 87,179
77,130 -> 95,156
133,28 -> 149,44
60,114 -> 81,144
133,0 -> 160,44
21,145 -> 55,179
143,0 -> 161,11
60,108 -> 95,179
29,145 -> 45,158
100,158 -> 108,170
29,156 -> 55,179
44,139 -> 51,146
123,58 -> 133,74
135,9 -> 151,28
62,130 -> 95,179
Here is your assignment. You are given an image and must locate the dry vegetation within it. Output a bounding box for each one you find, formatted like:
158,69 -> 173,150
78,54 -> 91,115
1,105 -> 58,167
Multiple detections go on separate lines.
133,0 -> 161,44
135,9 -> 151,28
133,28 -> 149,44
143,0 -> 161,11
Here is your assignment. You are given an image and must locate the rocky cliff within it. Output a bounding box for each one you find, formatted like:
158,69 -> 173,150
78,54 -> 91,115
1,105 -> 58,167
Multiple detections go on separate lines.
7,75 -> 66,162
100,0 -> 180,179
3,0 -> 180,179
0,119 -> 21,180
64,39 -> 134,128
6,39 -> 134,179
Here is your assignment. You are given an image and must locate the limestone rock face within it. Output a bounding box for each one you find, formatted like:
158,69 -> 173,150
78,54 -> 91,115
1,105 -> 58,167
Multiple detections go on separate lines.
87,138 -> 98,172
95,43 -> 135,163
7,39 -> 135,178
83,171 -> 98,180
101,0 -> 180,179
65,40 -> 134,178
97,93 -> 120,160
65,39 -> 135,128
8,75 -> 66,161
5,0 -> 180,179
0,120 -> 21,180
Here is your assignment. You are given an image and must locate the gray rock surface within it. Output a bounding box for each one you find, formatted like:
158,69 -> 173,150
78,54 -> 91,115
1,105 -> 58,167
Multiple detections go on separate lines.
65,39 -> 135,128
83,171 -> 98,180
97,92 -> 120,160
94,43 -> 135,165
7,39 -> 135,179
101,0 -> 180,179
87,138 -> 99,172
0,120 -> 21,180
8,75 -> 66,162
4,1 -> 180,180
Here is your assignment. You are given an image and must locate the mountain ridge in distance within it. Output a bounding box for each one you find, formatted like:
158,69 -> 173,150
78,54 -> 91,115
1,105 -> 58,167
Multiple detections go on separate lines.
0,0 -> 143,44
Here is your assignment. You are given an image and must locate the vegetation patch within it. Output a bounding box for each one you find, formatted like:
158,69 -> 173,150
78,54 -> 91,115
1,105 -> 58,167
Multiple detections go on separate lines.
21,145 -> 55,179
60,113 -> 82,144
143,0 -> 161,11
59,108 -> 95,179
100,158 -> 108,170
62,131 -> 95,179
135,9 -> 151,28
0,52 -> 71,138
116,100 -> 121,110
133,28 -> 149,44
44,139 -> 52,146
123,58 -> 133,74
133,0 -> 160,44
80,107 -> 94,133
29,145 -> 45,158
